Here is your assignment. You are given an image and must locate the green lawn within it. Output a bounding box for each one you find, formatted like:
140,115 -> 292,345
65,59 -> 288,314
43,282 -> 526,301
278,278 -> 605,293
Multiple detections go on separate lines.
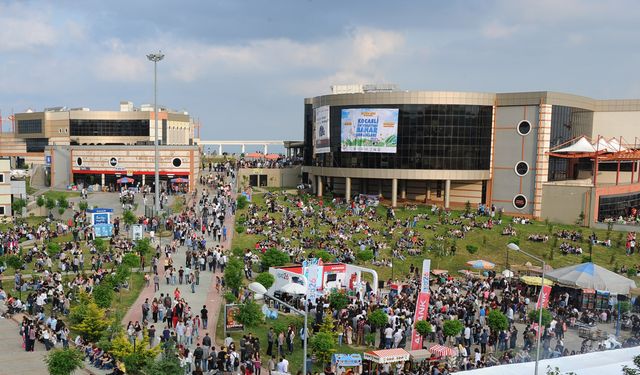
232,191 -> 639,281
44,191 -> 81,200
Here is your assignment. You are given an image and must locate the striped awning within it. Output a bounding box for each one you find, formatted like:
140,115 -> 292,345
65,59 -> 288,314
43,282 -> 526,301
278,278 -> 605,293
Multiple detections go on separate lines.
363,348 -> 410,364
428,344 -> 458,357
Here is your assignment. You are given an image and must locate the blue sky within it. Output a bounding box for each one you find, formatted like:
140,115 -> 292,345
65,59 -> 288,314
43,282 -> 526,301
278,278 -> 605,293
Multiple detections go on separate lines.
0,0 -> 639,141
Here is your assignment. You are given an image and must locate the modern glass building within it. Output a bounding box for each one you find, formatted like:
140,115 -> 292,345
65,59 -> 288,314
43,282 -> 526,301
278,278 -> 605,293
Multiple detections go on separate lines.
303,87 -> 640,227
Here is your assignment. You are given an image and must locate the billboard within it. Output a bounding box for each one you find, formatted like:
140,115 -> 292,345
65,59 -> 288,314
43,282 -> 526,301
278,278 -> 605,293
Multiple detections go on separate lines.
341,108 -> 399,153
411,259 -> 431,350
225,304 -> 244,331
314,105 -> 331,154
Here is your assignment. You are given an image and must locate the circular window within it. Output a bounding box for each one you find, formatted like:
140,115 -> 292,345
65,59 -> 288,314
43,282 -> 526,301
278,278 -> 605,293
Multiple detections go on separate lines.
76,157 -> 83,166
172,158 -> 182,167
517,120 -> 532,136
515,161 -> 529,176
513,194 -> 528,210
109,157 -> 118,167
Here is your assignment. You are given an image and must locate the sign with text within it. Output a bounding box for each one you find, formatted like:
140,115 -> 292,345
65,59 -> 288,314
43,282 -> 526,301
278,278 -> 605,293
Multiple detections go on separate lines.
411,259 -> 431,350
341,108 -> 399,153
536,284 -> 552,309
314,105 -> 330,154
225,304 -> 244,331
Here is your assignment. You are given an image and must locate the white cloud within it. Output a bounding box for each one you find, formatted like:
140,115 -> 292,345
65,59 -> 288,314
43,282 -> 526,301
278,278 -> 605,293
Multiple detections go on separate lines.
0,5 -> 58,51
482,22 -> 519,39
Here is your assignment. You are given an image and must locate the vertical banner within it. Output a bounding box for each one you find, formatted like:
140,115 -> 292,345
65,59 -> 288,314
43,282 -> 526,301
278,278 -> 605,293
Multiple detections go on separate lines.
314,106 -> 330,154
536,284 -> 552,309
303,258 -> 323,302
411,259 -> 431,350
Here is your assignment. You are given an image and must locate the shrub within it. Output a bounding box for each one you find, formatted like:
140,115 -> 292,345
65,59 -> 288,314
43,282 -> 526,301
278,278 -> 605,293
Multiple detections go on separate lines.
72,300 -> 110,341
94,238 -> 108,253
314,250 -> 334,262
92,284 -> 114,309
224,292 -> 237,303
261,248 -> 290,268
356,250 -> 374,262
57,207 -> 66,215
36,195 -> 45,208
310,332 -> 336,367
122,253 -> 139,268
235,225 -> 245,234
368,309 -> 388,328
466,245 -> 478,254
122,210 -> 137,226
12,198 -> 27,215
236,195 -> 248,210
46,242 -> 62,258
528,309 -> 553,327
487,310 -> 509,332
78,201 -> 89,212
443,319 -> 464,338
45,348 -> 85,375
627,268 -> 638,278
255,272 -> 275,289
328,290 -> 349,310
415,320 -> 432,338
236,300 -> 263,327
224,259 -> 244,293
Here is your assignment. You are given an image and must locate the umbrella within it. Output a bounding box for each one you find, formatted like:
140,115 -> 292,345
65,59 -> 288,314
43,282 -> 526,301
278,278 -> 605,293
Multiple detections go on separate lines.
545,262 -> 636,295
280,282 -> 307,295
428,344 -> 458,357
502,269 -> 515,278
248,282 -> 267,294
245,152 -> 263,159
467,260 -> 495,270
117,177 -> 134,184
170,177 -> 188,183
265,153 -> 280,160
431,269 -> 449,275
520,275 -> 554,286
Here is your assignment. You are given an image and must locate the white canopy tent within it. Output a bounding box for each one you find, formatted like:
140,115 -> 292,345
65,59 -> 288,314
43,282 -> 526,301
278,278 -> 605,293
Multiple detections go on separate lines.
545,262 -> 636,295
460,347 -> 639,375
553,136 -> 596,153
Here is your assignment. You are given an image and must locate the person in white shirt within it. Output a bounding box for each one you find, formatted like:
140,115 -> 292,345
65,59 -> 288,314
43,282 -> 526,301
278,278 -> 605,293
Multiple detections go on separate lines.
384,325 -> 394,348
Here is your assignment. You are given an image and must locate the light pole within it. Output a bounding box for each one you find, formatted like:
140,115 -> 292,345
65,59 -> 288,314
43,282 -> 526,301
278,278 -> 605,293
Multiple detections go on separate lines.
507,242 -> 544,375
147,51 -> 164,217
248,282 -> 309,375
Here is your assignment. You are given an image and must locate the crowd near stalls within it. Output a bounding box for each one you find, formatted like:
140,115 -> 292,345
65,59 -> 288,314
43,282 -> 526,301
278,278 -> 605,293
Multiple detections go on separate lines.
232,190 -> 640,375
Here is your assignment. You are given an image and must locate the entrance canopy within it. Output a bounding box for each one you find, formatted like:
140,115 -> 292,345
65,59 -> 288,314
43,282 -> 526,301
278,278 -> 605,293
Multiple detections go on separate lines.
363,348 -> 410,364
332,354 -> 362,367
546,262 -> 636,295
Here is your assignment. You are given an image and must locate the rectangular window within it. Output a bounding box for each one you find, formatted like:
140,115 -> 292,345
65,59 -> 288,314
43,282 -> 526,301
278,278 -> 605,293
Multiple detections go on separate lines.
0,206 -> 4,215
69,119 -> 150,137
0,174 -> 4,182
26,138 -> 49,152
17,119 -> 43,134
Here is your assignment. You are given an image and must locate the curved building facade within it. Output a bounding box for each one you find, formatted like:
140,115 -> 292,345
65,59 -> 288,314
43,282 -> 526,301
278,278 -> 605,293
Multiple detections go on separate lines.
302,89 -> 640,224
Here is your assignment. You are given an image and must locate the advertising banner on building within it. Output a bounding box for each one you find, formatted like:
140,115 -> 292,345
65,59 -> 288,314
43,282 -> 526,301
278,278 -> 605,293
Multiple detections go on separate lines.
341,108 -> 399,153
314,105 -> 330,154
303,258 -> 323,302
411,259 -> 431,350
536,284 -> 552,309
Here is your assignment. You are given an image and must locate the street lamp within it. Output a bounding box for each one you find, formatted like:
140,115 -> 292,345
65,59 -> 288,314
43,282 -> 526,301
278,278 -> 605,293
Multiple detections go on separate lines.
248,282 -> 309,375
146,51 -> 164,217
507,242 -> 545,375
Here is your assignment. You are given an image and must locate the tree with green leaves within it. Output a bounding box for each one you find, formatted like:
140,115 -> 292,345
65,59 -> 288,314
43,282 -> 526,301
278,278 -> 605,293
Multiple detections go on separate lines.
5,254 -> 22,273
78,200 -> 89,212
11,198 -> 27,217
356,249 -> 374,262
224,259 -> 244,295
310,332 -> 336,368
623,354 -> 640,375
45,197 -> 56,215
57,196 -> 68,211
487,310 -> 509,333
36,195 -> 45,208
443,319 -> 464,343
93,238 -> 108,253
236,194 -> 248,209
255,272 -> 275,289
72,300 -> 110,341
314,250 -> 334,262
415,320 -> 432,340
122,209 -> 137,227
328,290 -> 349,310
143,353 -> 183,375
44,348 -> 85,375
134,238 -> 152,258
368,309 -> 388,329
46,242 -> 62,258
236,300 -> 263,327
529,308 -> 553,327
261,248 -> 290,269
92,284 -> 114,308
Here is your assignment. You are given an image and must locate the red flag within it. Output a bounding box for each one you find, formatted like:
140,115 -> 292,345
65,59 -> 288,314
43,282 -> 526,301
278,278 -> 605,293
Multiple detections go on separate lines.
536,285 -> 551,309
411,292 -> 430,350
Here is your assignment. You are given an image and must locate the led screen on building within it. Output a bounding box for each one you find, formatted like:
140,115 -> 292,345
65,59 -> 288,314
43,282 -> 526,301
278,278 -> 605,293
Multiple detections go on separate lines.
314,105 -> 330,154
340,108 -> 399,153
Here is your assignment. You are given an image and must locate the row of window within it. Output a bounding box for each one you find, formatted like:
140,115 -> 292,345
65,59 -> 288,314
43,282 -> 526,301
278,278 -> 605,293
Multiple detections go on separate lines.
76,157 -> 183,168
17,119 -> 43,134
70,119 -> 149,137
598,192 -> 640,221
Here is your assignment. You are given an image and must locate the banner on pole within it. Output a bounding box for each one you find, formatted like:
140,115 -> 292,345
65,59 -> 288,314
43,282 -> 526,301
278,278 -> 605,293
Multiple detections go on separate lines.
411,259 -> 431,350
536,285 -> 552,309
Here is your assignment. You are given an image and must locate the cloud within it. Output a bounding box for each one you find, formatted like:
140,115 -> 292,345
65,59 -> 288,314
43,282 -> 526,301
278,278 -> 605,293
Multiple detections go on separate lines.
0,4 -> 58,51
481,22 -> 519,39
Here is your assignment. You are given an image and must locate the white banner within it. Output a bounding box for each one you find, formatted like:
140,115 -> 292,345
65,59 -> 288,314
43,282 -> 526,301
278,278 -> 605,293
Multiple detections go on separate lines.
340,108 -> 399,153
314,105 -> 330,154
420,259 -> 431,293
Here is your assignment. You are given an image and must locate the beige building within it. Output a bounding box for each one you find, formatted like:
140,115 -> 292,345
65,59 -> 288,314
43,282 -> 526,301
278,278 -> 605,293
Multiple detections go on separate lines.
303,88 -> 640,226
0,158 -> 10,216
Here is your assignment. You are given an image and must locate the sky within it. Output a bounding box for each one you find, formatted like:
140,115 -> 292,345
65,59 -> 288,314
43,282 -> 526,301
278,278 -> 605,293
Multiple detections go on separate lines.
0,0 -> 639,141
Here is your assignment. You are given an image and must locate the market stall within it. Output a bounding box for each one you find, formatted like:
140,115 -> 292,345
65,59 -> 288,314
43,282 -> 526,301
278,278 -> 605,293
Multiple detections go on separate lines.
332,354 -> 362,375
363,348 -> 409,374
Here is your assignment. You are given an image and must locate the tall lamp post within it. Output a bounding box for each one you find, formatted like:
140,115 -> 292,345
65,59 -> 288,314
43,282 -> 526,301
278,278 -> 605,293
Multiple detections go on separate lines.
146,51 -> 164,217
248,282 -> 308,375
507,242 -> 545,375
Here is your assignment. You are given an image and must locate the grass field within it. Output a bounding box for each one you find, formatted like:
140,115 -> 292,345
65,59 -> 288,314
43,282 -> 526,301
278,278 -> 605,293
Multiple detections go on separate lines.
43,190 -> 81,200
232,191 -> 640,282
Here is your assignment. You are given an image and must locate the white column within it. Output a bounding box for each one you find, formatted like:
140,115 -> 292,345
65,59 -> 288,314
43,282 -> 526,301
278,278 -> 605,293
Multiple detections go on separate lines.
391,178 -> 398,207
426,182 -> 431,201
142,174 -> 146,186
218,144 -> 223,155
264,144 -> 268,154
241,144 -> 245,154
101,173 -> 105,186
345,177 -> 351,202
400,180 -> 406,199
378,180 -> 383,196
317,175 -> 323,197
444,179 -> 451,208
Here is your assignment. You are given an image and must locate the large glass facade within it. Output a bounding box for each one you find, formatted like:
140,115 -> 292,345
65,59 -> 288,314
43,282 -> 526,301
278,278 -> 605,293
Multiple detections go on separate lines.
70,119 -> 149,137
548,106 -> 594,181
17,119 -> 42,134
26,138 -> 48,152
309,104 -> 492,170
598,192 -> 640,221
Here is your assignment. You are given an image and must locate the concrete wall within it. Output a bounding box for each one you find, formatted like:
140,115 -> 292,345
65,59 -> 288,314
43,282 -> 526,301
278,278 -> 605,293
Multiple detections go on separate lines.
51,145 -> 71,189
592,111 -> 640,142
540,183 -> 593,225
492,105 -> 540,216
238,166 -> 301,188
0,159 -> 11,216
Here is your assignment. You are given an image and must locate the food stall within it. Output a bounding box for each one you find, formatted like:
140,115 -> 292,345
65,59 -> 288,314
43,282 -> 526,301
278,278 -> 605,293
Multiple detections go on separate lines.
332,354 -> 362,375
363,348 -> 409,374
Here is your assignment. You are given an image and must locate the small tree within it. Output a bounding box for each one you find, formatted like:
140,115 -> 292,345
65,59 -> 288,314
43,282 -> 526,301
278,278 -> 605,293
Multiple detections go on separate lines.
44,348 -> 85,375
443,320 -> 464,343
236,195 -> 248,210
314,250 -> 334,262
122,253 -> 139,268
224,259 -> 244,294
45,197 -> 56,215
72,300 -> 110,341
78,201 -> 89,212
69,292 -> 93,324
466,244 -> 478,254
236,300 -> 263,327
143,354 -> 183,375
328,290 -> 349,310
368,309 -> 388,329
36,195 -> 45,208
622,354 -> 640,375
310,332 -> 336,367
487,310 -> 509,332
57,196 -> 68,210
224,292 -> 237,304
529,308 -> 553,327
617,301 -> 632,315
92,284 -> 114,309
255,272 -> 275,289
135,238 -> 152,258
5,254 -> 22,273
415,320 -> 432,339
93,238 -> 108,253
122,209 -> 137,227
46,242 -> 62,258
261,248 -> 290,268
57,207 -> 66,216
464,200 -> 472,215
11,198 -> 27,217
356,250 -> 374,262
